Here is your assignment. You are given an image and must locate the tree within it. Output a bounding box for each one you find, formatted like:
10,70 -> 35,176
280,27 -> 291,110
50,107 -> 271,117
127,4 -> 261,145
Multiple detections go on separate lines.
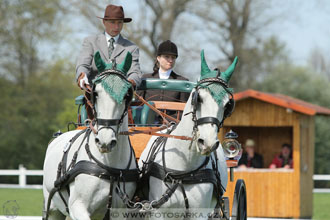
124,0 -> 193,60
0,0 -> 77,170
308,48 -> 330,80
188,0 -> 289,89
0,0 -> 67,86
68,0 -> 292,84
0,59 -> 79,169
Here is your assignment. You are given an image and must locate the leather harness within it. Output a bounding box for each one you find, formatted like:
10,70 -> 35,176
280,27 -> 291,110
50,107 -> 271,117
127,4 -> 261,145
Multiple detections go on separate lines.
45,76 -> 233,219
138,131 -> 224,214
45,126 -> 139,220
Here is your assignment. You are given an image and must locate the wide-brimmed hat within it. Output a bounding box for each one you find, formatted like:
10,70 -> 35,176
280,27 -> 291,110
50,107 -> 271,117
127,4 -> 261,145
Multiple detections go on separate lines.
157,40 -> 178,57
97,4 -> 132,23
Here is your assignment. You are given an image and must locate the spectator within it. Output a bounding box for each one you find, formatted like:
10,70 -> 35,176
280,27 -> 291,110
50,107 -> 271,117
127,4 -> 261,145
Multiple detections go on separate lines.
238,139 -> 264,169
269,143 -> 293,169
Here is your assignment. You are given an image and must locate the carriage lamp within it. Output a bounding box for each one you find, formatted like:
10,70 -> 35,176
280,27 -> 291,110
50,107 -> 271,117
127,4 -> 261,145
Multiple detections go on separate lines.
222,130 -> 242,182
222,131 -> 241,159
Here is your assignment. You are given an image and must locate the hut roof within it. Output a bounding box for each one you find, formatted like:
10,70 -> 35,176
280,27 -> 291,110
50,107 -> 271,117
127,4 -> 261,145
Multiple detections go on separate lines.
234,89 -> 330,116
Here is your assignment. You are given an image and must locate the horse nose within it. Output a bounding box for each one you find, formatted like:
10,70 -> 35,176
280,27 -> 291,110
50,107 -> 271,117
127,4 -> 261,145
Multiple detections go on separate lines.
197,138 -> 219,155
107,139 -> 117,150
198,138 -> 204,146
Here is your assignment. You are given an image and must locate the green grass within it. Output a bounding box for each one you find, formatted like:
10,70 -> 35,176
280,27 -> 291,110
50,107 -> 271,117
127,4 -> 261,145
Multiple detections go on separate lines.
0,188 -> 330,218
0,188 -> 43,216
313,193 -> 330,220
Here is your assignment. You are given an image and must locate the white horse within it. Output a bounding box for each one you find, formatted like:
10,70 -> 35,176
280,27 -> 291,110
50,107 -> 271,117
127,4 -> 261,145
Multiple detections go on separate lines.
138,50 -> 238,219
43,52 -> 138,220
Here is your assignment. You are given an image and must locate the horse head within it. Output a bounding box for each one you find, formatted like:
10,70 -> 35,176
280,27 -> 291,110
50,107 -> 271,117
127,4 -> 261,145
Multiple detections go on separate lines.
92,51 -> 133,153
190,50 -> 237,155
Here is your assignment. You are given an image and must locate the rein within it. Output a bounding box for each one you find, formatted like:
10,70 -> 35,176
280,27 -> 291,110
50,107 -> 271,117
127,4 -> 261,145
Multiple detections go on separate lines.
119,126 -> 193,141
134,91 -> 180,124
118,92 -> 193,141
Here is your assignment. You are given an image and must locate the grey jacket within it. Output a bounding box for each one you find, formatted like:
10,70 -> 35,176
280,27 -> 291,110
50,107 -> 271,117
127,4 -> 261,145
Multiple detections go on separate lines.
75,33 -> 142,86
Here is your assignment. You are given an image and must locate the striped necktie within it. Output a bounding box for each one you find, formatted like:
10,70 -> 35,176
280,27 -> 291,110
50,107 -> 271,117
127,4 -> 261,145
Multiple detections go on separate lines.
108,38 -> 115,58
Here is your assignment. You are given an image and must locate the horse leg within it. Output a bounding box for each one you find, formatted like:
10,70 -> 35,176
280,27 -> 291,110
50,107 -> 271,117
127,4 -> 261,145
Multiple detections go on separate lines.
45,210 -> 66,220
69,201 -> 91,220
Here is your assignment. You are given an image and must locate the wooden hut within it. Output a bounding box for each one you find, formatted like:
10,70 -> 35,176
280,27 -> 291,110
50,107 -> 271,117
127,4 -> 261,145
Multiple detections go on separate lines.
220,89 -> 330,218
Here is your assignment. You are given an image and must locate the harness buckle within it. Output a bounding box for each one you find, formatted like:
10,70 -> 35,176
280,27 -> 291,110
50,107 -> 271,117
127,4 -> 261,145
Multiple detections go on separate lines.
164,172 -> 175,184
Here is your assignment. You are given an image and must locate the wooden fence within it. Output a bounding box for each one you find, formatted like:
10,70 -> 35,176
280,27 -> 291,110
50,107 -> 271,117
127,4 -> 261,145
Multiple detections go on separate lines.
0,165 -> 329,192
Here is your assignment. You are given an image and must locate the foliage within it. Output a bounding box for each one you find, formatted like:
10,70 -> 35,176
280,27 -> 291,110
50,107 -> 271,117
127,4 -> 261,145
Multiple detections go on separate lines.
255,64 -> 330,107
0,60 -> 79,169
315,116 -> 330,175
0,0 -> 67,86
0,0 -> 80,170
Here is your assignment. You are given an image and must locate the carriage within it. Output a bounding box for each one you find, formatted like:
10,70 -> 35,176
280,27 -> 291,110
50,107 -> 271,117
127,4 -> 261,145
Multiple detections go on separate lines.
42,51 -> 247,220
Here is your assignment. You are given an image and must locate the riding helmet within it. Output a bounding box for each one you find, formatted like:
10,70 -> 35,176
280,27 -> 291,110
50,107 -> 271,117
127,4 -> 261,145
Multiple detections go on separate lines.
157,40 -> 178,57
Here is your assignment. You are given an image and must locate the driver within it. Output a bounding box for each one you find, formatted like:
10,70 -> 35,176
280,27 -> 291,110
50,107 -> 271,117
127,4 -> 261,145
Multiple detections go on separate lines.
75,4 -> 142,119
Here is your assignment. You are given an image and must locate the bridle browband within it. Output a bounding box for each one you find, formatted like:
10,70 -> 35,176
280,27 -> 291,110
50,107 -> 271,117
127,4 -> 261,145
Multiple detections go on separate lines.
191,77 -> 235,137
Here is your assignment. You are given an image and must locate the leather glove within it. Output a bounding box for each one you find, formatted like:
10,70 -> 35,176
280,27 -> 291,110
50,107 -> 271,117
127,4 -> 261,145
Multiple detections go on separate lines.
77,72 -> 91,91
128,79 -> 136,88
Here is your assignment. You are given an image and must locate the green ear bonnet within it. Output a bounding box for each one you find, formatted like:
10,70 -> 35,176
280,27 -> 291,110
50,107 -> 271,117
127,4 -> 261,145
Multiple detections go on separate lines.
198,50 -> 238,106
92,51 -> 132,104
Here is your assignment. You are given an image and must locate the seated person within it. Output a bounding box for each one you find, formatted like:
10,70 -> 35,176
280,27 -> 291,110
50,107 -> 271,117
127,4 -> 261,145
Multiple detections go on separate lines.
137,40 -> 189,125
269,143 -> 293,169
139,40 -> 189,102
238,139 -> 263,169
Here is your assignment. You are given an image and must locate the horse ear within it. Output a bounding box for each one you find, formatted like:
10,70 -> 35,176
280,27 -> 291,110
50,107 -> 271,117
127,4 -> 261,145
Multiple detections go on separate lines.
94,51 -> 106,73
200,50 -> 211,78
116,52 -> 132,75
220,56 -> 238,83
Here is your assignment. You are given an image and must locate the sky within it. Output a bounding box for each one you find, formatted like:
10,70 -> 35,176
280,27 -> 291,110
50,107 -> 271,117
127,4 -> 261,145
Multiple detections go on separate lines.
270,0 -> 330,64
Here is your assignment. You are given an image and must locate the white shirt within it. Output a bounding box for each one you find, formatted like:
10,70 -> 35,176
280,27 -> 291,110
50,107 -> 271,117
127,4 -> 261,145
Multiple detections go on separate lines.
105,32 -> 119,49
159,69 -> 172,79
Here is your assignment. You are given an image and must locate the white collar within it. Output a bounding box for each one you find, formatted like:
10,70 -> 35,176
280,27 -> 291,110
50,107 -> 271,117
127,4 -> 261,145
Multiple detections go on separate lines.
105,32 -> 120,45
159,69 -> 172,79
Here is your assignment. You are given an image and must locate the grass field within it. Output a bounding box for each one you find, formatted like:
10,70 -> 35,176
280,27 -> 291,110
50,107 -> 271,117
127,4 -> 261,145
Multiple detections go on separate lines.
0,188 -> 329,219
313,193 -> 330,220
0,188 -> 43,216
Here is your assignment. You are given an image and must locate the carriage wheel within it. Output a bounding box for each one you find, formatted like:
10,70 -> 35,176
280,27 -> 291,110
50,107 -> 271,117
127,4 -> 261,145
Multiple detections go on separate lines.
231,179 -> 247,220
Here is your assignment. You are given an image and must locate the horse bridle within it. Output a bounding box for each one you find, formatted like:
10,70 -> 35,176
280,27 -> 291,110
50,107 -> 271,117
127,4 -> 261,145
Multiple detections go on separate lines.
190,77 -> 235,133
90,69 -> 134,135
